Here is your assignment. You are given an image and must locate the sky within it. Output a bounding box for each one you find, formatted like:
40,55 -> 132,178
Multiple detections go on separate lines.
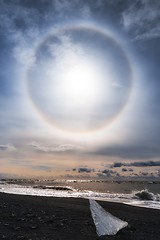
0,0 -> 160,179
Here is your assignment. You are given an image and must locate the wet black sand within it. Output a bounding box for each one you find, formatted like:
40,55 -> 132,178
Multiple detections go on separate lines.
0,192 -> 160,240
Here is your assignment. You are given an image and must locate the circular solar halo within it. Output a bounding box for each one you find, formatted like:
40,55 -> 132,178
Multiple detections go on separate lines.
26,23 -> 133,134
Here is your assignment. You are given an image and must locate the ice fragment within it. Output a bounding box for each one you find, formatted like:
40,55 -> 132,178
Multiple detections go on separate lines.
89,199 -> 128,236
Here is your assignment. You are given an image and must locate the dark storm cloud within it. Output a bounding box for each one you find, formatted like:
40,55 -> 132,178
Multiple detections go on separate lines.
121,168 -> 127,172
97,169 -> 120,178
97,168 -> 159,179
101,169 -> 117,176
130,161 -> 160,167
74,167 -> 95,173
140,172 -> 149,176
111,160 -> 160,168
121,168 -> 134,172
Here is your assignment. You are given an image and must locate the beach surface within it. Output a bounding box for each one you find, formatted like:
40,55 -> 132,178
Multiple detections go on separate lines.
0,192 -> 160,240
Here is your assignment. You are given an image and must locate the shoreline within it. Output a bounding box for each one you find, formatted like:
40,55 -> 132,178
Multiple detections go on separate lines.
0,192 -> 160,239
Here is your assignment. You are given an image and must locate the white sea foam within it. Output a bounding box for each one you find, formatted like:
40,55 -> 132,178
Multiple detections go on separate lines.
0,183 -> 160,210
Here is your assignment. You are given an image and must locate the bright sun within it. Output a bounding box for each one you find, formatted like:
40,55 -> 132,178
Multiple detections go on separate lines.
60,59 -> 104,108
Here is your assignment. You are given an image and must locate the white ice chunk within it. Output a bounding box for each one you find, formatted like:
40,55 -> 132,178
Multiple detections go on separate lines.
89,199 -> 128,236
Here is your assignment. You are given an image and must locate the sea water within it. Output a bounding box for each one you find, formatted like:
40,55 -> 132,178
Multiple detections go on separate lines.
0,179 -> 160,210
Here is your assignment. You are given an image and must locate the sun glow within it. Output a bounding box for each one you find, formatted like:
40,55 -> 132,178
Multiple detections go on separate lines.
27,24 -> 133,133
60,59 -> 104,108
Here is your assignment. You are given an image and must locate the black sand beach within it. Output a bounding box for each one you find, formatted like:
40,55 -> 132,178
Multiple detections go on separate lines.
0,192 -> 160,240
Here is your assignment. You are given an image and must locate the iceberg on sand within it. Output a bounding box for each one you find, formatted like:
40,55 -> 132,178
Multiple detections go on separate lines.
89,199 -> 128,236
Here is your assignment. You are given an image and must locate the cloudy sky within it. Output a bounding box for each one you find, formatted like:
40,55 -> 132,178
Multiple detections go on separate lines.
0,0 -> 160,179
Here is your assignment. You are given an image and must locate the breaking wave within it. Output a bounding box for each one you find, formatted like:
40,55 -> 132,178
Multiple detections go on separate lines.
132,189 -> 160,201
0,182 -> 160,210
133,189 -> 160,201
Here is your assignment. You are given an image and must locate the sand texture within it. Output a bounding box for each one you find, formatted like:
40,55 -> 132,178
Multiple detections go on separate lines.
0,193 -> 160,240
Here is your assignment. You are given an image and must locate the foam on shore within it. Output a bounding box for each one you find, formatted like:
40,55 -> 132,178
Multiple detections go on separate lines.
0,182 -> 160,210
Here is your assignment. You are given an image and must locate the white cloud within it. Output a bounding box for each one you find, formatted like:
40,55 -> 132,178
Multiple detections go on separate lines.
13,45 -> 36,66
0,1 -> 41,67
112,82 -> 123,88
0,1 -> 40,41
80,5 -> 91,19
0,1 -> 93,66
122,0 -> 160,40
28,141 -> 83,152
52,0 -> 92,20
54,0 -> 74,12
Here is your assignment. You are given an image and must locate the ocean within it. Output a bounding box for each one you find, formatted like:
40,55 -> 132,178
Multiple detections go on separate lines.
0,179 -> 160,210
